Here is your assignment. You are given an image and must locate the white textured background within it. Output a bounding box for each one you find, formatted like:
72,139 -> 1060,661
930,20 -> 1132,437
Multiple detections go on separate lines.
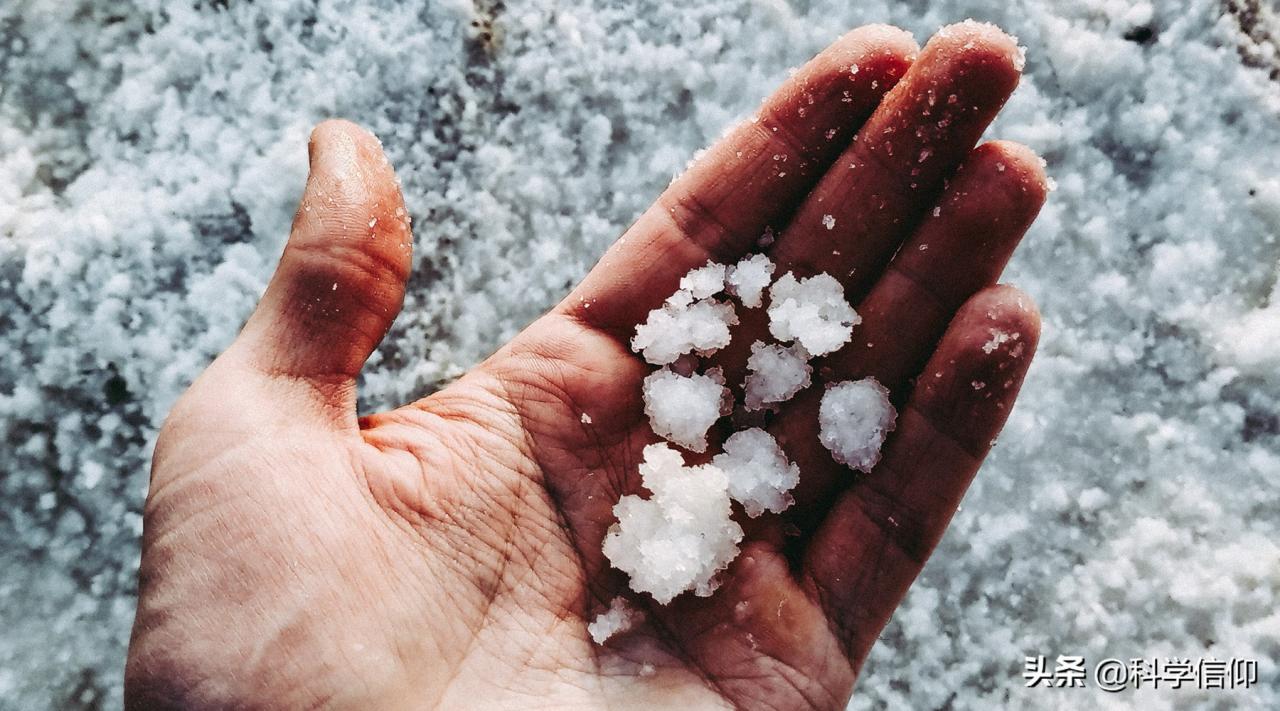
2,0 -> 1278,708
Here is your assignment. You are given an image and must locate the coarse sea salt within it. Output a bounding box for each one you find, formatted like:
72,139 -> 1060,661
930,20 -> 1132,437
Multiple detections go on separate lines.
587,596 -> 644,644
602,443 -> 743,604
818,378 -> 898,473
767,272 -> 861,356
613,261 -> 895,609
679,260 -> 727,299
631,291 -> 739,365
743,341 -> 812,410
642,367 -> 730,453
724,253 -> 776,308
712,428 -> 800,517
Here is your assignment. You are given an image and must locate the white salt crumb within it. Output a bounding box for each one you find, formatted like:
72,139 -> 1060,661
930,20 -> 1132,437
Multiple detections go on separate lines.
587,596 -> 643,644
679,260 -> 727,299
724,253 -> 776,309
639,664 -> 656,677
580,412 -> 593,424
602,444 -> 743,604
631,292 -> 739,365
767,272 -> 861,356
642,367 -> 730,453
819,378 -> 898,473
982,329 -> 1017,354
932,206 -> 942,217
1013,44 -> 1028,72
712,428 -> 800,517
822,214 -> 836,230
743,341 -> 812,410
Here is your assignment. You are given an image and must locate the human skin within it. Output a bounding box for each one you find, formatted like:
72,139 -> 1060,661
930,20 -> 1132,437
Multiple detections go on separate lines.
124,22 -> 1048,711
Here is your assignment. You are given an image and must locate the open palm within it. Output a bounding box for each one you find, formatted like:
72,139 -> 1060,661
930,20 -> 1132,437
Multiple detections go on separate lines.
125,23 -> 1047,711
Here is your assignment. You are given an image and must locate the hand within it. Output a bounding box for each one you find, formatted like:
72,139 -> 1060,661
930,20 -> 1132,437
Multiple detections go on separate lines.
125,22 -> 1047,711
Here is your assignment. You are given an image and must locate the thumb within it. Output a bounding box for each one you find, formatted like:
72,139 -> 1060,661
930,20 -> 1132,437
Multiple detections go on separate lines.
233,119 -> 412,400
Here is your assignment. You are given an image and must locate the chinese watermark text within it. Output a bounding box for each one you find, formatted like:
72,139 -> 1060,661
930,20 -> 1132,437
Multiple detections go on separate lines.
1023,655 -> 1258,692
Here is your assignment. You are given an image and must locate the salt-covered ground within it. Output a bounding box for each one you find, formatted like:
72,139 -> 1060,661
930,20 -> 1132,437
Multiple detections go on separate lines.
2,0 -> 1278,708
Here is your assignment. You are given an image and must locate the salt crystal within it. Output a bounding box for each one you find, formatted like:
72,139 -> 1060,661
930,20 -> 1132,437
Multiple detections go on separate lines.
679,260 -> 727,299
982,329 -> 1017,354
822,214 -> 836,230
602,443 -> 743,604
743,341 -> 811,410
818,378 -> 897,473
724,253 -> 776,308
767,272 -> 861,356
712,428 -> 800,517
642,367 -> 730,452
587,596 -> 643,644
580,412 -> 593,424
631,292 -> 739,365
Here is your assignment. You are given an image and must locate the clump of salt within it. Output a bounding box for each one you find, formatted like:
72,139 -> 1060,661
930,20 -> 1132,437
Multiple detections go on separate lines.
712,428 -> 800,517
743,341 -> 812,410
587,596 -> 644,644
679,260 -> 727,298
724,253 -> 775,308
602,444 -> 743,604
818,378 -> 897,473
631,290 -> 739,365
767,272 -> 861,356
642,367 -> 730,453
616,261 -> 895,608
